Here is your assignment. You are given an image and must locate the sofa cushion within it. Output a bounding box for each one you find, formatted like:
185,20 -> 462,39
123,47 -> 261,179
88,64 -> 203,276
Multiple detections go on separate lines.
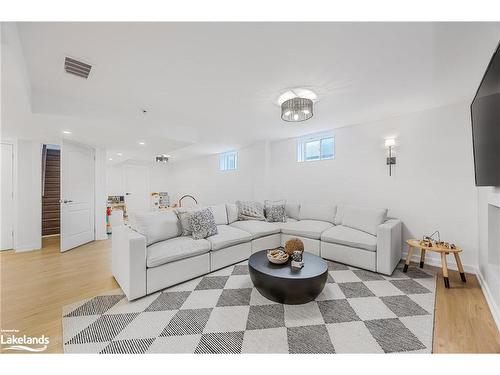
146,237 -> 211,267
230,220 -> 280,239
210,204 -> 228,225
264,200 -> 286,222
321,225 -> 377,252
131,210 -> 181,246
274,218 -> 298,229
190,208 -> 218,240
176,206 -> 203,236
208,225 -> 252,251
341,206 -> 388,236
226,204 -> 239,224
280,220 -> 333,240
285,203 -> 300,220
299,203 -> 336,223
236,200 -> 265,221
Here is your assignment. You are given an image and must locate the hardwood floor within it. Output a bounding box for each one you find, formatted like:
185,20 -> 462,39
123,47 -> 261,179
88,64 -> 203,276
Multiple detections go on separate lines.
1,236 -> 499,354
0,237 -> 118,353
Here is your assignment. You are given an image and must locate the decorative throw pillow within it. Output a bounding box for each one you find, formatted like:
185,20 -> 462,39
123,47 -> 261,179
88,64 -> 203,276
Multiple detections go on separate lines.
189,208 -> 218,239
236,200 -> 265,221
176,207 -> 199,236
264,200 -> 287,222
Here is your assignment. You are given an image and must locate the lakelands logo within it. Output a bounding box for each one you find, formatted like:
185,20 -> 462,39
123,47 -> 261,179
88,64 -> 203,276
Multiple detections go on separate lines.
0,329 -> 49,352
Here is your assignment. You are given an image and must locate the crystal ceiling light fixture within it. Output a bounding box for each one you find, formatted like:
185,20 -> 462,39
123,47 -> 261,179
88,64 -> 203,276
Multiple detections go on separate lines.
278,88 -> 317,123
281,97 -> 313,122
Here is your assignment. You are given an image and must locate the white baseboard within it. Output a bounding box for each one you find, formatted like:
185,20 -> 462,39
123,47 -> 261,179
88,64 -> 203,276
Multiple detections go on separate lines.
476,270 -> 500,332
401,250 -> 476,274
14,244 -> 41,252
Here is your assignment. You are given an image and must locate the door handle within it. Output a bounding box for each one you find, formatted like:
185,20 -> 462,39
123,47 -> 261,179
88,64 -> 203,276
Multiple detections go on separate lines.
60,199 -> 74,204
125,192 -> 131,195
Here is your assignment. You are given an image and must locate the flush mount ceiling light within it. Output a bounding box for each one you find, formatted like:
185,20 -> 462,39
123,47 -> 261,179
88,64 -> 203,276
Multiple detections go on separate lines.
281,97 -> 313,122
278,88 -> 317,123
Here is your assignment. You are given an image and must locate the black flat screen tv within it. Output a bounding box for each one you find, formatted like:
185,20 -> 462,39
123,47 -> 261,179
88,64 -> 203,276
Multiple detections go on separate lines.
471,41 -> 500,186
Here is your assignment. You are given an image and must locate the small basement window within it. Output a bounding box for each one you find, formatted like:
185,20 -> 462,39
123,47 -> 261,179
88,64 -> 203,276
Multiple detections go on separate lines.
219,151 -> 238,171
297,133 -> 335,162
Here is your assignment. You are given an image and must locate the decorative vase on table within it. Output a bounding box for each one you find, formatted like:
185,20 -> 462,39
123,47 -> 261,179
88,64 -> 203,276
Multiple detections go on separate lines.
284,237 -> 304,255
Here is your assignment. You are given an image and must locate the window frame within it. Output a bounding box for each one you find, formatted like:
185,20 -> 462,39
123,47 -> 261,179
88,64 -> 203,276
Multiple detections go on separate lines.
219,150 -> 238,171
297,132 -> 335,162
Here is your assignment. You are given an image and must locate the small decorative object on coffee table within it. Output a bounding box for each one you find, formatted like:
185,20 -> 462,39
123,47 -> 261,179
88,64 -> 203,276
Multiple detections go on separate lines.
267,248 -> 289,264
405,234 -> 466,289
284,237 -> 304,256
291,250 -> 304,269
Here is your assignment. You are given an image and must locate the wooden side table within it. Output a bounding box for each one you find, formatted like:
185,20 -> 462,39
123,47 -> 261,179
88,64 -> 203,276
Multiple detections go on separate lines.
404,239 -> 466,288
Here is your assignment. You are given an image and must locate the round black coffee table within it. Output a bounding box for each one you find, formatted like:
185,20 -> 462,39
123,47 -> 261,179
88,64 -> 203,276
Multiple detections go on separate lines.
248,250 -> 328,305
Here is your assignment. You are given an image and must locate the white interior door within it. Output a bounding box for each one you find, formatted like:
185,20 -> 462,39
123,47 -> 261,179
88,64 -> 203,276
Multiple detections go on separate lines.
61,140 -> 95,252
123,165 -> 150,213
1,143 -> 14,250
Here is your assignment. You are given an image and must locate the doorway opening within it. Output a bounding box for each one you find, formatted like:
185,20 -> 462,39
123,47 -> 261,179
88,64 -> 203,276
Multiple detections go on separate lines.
41,144 -> 60,237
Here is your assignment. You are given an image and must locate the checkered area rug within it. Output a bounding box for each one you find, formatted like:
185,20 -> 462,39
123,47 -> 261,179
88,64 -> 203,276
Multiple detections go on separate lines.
62,260 -> 436,353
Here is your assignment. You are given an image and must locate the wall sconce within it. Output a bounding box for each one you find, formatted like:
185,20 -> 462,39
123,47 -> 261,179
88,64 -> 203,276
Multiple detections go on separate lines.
385,138 -> 396,176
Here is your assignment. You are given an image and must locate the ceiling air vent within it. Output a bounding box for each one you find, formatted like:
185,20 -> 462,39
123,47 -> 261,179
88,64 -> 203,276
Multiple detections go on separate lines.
64,57 -> 92,79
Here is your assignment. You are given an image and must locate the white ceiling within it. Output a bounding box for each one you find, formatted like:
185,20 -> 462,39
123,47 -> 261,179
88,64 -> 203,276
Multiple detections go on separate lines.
7,22 -> 500,162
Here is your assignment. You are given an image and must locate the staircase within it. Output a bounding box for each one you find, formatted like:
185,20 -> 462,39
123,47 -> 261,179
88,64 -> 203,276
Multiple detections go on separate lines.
42,148 -> 60,236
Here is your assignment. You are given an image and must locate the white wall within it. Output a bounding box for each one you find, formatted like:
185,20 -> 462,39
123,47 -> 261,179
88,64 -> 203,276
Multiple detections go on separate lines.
94,147 -> 108,240
268,102 -> 478,270
106,160 -> 174,204
15,140 -> 42,251
170,142 -> 271,206
171,101 -> 479,271
477,187 -> 500,328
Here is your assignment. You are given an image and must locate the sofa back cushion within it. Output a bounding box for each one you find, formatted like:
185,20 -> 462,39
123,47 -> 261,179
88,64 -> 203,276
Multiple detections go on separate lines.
176,206 -> 202,236
210,204 -> 228,225
264,200 -> 287,222
131,210 -> 181,246
299,203 -> 336,223
340,206 -> 388,236
236,200 -> 265,221
226,203 -> 239,224
285,203 -> 300,220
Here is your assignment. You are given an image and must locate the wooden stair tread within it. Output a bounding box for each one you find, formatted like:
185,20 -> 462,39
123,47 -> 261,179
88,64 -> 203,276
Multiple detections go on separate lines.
42,149 -> 60,235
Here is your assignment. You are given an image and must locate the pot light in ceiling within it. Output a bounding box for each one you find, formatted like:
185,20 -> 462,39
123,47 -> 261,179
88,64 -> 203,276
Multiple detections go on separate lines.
117,152 -> 123,156
62,130 -> 72,135
138,141 -> 146,146
108,158 -> 113,161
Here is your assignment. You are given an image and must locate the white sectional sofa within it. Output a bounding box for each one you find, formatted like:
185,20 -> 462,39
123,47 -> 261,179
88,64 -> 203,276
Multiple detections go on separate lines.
112,202 -> 402,300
